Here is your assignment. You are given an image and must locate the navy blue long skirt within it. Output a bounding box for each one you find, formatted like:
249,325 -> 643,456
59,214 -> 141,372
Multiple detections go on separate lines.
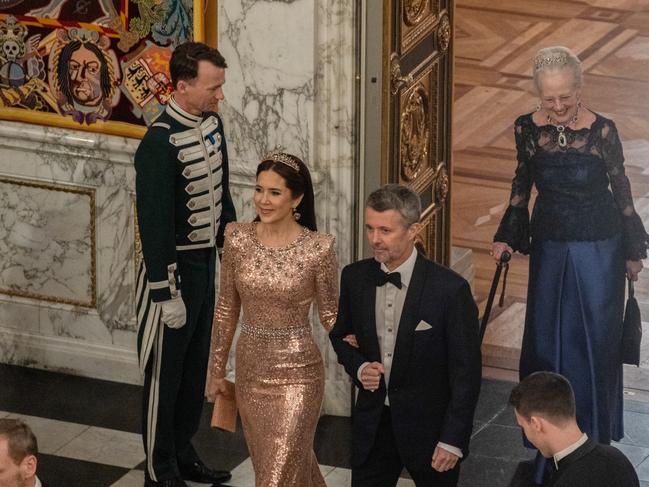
521,234 -> 626,444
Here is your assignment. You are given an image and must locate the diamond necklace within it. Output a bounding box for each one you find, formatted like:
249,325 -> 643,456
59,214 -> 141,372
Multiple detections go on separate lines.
547,106 -> 580,148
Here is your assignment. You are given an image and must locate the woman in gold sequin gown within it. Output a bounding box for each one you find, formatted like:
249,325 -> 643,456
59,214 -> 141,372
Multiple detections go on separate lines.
207,151 -> 338,487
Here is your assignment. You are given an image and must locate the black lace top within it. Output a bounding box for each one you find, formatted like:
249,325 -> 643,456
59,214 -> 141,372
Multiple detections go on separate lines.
494,112 -> 648,260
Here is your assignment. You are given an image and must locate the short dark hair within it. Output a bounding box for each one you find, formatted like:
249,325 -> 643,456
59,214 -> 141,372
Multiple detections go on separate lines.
0,419 -> 38,464
255,154 -> 317,232
509,372 -> 576,424
170,42 -> 227,89
366,184 -> 421,227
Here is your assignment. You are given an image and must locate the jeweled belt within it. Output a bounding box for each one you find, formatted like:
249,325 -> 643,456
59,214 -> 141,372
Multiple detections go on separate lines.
240,322 -> 311,339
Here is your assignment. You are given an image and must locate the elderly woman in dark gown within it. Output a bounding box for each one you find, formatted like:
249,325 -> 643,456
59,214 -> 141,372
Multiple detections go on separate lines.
492,45 -> 648,484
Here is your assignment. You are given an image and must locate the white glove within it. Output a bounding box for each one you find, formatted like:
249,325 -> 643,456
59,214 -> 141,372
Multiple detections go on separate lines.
160,295 -> 186,329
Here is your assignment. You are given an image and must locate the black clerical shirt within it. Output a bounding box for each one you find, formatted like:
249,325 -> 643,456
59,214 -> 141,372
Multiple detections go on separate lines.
547,438 -> 639,487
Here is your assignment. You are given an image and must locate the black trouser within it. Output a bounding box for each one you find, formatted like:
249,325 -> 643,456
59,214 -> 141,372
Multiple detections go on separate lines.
139,248 -> 216,481
352,406 -> 460,487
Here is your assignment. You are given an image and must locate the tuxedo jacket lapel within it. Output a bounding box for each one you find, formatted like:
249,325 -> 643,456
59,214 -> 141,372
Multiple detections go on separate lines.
389,254 -> 427,387
361,261 -> 381,361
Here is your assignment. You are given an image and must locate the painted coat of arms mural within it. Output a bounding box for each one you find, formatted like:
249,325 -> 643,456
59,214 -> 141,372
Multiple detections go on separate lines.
0,0 -> 197,137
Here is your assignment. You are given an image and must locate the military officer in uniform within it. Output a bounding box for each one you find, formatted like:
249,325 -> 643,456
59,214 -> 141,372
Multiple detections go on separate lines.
135,42 -> 236,487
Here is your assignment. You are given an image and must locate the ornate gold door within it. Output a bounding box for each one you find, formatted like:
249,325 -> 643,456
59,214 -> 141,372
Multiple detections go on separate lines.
382,0 -> 453,265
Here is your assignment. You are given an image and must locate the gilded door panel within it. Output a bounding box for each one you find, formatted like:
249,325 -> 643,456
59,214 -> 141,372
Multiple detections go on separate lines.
384,0 -> 453,265
398,62 -> 437,186
400,0 -> 440,53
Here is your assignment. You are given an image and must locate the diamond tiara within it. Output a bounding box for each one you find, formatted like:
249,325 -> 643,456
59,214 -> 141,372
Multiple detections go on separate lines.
533,53 -> 568,70
262,148 -> 300,172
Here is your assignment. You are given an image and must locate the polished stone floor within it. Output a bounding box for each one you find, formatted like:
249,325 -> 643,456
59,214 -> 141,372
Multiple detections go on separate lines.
1,364 -> 648,486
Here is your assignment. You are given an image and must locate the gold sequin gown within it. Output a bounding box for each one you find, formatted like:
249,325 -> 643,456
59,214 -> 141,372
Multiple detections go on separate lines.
209,222 -> 338,487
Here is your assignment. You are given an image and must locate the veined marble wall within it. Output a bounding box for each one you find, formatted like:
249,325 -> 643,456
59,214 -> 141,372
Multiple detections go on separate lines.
0,0 -> 356,415
0,123 -> 141,383
218,0 -> 356,416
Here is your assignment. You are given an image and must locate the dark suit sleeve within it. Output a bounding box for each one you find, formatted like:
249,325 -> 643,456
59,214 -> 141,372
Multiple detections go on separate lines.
215,114 -> 236,249
135,128 -> 178,302
439,280 -> 482,453
329,266 -> 369,388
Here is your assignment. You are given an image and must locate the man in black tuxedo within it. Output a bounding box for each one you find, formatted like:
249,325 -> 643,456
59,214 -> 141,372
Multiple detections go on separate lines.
0,418 -> 50,487
330,184 -> 482,486
509,372 -> 639,487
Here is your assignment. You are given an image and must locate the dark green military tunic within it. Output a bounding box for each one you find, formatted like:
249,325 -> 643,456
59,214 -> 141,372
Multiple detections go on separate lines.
135,97 -> 235,367
134,97 -> 236,481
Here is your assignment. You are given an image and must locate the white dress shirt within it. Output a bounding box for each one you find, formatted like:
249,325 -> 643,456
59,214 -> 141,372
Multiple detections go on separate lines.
357,247 -> 463,458
35,476 -> 42,487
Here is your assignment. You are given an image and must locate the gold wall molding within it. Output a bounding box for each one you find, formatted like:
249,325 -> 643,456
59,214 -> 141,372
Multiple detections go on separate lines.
0,176 -> 97,308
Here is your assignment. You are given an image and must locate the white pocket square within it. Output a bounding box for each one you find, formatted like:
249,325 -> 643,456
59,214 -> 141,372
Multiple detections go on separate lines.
415,320 -> 433,331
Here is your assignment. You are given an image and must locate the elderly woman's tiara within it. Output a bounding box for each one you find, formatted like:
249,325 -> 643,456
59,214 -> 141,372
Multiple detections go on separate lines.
262,147 -> 300,172
533,52 -> 569,70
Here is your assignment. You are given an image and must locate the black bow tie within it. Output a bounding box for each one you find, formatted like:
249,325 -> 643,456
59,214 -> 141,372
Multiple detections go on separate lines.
376,270 -> 402,289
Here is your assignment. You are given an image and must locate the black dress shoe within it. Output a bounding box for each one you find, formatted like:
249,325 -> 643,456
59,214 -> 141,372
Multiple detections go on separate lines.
179,460 -> 232,484
143,475 -> 189,487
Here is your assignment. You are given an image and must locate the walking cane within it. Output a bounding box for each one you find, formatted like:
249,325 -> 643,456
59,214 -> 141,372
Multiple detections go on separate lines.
479,251 -> 511,343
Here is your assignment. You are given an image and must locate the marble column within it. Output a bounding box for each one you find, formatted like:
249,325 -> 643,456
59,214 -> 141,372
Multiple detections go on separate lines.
218,0 -> 356,415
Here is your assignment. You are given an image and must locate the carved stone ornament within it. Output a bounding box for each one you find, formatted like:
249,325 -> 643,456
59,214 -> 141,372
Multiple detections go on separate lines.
404,0 -> 427,26
437,14 -> 451,53
400,85 -> 429,181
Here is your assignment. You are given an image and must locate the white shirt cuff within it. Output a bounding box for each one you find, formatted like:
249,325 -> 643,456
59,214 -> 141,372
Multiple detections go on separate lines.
357,362 -> 370,382
437,442 -> 463,458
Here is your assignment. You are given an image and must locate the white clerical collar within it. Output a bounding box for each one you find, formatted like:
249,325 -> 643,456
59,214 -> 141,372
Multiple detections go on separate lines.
35,476 -> 42,487
380,247 -> 418,288
167,96 -> 202,127
553,433 -> 588,469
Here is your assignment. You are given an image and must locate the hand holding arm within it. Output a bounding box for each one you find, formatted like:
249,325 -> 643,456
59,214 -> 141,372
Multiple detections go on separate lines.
343,334 -> 358,348
315,236 -> 339,332
329,266 -> 373,388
